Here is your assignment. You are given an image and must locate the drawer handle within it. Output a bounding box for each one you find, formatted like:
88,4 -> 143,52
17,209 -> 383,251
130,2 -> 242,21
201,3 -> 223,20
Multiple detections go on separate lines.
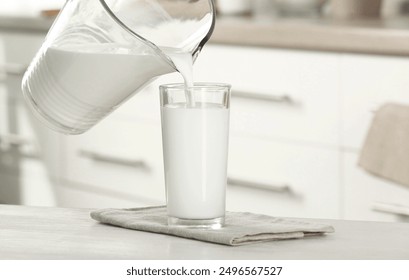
227,177 -> 294,194
79,150 -> 150,171
0,63 -> 28,76
233,90 -> 294,104
372,202 -> 409,217
0,133 -> 33,146
0,133 -> 39,158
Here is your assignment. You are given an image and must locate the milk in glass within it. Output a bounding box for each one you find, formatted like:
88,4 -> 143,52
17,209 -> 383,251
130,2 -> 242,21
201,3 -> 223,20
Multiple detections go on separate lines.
161,102 -> 229,220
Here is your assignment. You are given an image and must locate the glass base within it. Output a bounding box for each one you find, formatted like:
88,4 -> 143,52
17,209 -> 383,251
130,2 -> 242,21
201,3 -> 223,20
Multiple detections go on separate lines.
168,216 -> 224,229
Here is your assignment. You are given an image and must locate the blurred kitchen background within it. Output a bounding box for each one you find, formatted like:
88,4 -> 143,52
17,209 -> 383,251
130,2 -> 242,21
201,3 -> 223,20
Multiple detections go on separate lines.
1,0 -> 409,223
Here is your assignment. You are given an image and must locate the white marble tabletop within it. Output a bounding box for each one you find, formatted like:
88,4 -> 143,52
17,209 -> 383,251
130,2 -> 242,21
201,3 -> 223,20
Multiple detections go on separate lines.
0,205 -> 408,260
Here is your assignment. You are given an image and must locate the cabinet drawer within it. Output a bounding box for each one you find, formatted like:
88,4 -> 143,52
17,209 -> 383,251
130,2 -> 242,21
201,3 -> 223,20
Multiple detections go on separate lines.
61,119 -> 165,205
341,54 -> 409,150
55,183 -> 156,209
0,32 -> 44,101
343,153 -> 409,222
195,45 -> 340,146
0,32 -> 44,65
227,136 -> 340,219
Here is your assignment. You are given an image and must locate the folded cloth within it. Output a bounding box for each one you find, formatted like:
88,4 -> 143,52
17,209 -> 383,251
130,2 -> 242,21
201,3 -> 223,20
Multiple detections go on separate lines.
90,206 -> 334,246
359,103 -> 409,188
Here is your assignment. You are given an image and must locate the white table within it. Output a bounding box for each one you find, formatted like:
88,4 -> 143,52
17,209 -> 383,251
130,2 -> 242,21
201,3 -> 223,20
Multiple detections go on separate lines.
0,205 -> 408,259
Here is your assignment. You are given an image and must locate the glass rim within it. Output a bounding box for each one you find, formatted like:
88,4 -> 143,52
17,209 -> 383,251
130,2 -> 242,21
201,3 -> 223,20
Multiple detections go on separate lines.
160,83 -> 231,91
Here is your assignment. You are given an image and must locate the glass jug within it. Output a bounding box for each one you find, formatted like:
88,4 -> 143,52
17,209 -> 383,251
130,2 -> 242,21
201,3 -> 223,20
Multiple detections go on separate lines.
22,0 -> 215,134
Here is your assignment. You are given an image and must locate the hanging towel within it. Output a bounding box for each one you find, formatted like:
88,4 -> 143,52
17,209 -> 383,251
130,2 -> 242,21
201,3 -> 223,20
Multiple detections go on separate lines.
359,103 -> 409,187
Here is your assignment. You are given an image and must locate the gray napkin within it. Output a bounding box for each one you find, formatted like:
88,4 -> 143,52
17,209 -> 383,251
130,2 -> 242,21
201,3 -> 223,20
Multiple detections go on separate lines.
90,206 -> 334,246
359,103 -> 409,188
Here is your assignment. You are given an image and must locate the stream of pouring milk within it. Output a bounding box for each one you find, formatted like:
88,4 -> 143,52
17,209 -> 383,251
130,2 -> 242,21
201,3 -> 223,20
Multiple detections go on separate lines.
164,50 -> 195,107
162,50 -> 228,220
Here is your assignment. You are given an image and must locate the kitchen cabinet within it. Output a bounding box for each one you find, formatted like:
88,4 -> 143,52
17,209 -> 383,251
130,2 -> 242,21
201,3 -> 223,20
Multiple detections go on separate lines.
194,45 -> 340,148
0,31 -> 58,206
56,72 -> 181,208
1,30 -> 409,222
339,53 -> 409,221
192,45 -> 341,218
55,45 -> 342,219
227,135 -> 340,218
60,117 -> 166,207
194,45 -> 409,221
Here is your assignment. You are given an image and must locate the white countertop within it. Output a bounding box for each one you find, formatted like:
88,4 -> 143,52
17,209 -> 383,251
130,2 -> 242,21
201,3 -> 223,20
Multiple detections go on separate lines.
212,16 -> 409,56
0,205 -> 408,259
2,13 -> 409,56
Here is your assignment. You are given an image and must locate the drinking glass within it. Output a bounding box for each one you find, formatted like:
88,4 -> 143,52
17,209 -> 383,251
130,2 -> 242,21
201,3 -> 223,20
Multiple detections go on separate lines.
160,83 -> 231,229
